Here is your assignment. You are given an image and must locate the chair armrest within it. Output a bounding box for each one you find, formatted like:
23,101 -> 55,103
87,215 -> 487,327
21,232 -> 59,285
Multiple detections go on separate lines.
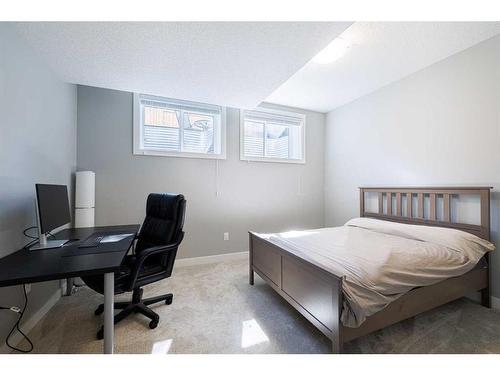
128,232 -> 184,288
131,233 -> 140,254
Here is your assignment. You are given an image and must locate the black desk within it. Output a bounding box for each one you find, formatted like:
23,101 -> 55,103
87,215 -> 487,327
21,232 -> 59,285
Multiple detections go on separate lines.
0,224 -> 140,354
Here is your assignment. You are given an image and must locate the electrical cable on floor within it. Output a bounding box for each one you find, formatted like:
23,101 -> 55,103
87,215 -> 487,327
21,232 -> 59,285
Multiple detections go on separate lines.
4,227 -> 71,351
1,227 -> 43,352
4,284 -> 33,353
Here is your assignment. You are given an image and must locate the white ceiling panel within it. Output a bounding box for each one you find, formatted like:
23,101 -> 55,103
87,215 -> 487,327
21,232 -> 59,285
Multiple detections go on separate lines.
14,22 -> 351,109
266,22 -> 500,112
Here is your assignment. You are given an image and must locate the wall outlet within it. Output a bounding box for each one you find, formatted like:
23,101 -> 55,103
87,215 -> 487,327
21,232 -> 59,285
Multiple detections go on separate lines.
223,232 -> 229,241
25,283 -> 31,294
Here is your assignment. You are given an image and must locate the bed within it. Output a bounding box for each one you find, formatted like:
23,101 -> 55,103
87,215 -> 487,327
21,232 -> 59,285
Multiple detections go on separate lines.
248,187 -> 493,353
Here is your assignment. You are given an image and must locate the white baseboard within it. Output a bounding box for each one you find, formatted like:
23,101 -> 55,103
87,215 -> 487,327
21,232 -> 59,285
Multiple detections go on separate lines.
492,296 -> 500,310
0,288 -> 61,354
175,251 -> 248,268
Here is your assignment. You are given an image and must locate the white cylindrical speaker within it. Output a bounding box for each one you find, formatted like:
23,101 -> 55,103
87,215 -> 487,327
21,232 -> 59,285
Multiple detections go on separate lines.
75,208 -> 95,228
75,171 -> 95,228
75,171 -> 95,209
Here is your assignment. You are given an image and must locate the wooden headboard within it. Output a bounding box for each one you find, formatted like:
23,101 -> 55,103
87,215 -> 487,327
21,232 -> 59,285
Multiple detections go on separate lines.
359,187 -> 492,240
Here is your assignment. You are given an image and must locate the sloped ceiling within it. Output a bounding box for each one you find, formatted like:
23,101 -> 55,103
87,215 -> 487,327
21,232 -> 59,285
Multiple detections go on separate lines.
266,22 -> 500,112
15,22 -> 351,109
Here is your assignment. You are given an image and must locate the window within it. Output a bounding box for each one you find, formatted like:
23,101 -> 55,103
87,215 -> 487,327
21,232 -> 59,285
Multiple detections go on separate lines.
240,108 -> 305,163
133,94 -> 226,159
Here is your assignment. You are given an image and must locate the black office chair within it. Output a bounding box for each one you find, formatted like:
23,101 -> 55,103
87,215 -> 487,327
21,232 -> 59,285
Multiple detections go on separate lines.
82,193 -> 186,339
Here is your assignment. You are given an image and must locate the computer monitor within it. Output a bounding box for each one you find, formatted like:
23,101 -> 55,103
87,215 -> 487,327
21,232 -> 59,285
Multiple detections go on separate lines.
31,184 -> 71,250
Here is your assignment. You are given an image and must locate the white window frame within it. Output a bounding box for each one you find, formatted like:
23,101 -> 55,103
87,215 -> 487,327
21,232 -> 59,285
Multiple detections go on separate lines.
240,107 -> 306,164
133,93 -> 226,160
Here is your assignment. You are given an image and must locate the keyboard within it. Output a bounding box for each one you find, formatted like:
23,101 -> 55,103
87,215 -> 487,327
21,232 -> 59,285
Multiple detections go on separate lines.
78,234 -> 105,248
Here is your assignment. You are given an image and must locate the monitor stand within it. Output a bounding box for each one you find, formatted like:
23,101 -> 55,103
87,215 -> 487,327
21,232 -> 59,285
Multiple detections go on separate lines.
30,233 -> 68,251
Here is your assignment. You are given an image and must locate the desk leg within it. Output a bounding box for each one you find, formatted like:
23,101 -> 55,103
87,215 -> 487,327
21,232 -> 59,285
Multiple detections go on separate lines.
103,272 -> 114,354
65,278 -> 73,296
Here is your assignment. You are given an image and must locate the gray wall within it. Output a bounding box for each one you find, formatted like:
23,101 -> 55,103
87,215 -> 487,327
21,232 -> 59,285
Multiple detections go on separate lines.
77,86 -> 325,258
0,24 -> 77,344
325,34 -> 500,298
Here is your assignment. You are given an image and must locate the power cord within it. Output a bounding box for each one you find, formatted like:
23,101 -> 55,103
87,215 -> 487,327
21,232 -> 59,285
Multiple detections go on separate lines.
1,227 -> 45,352
22,238 -> 38,250
22,226 -> 56,250
3,226 -> 70,352
22,226 -> 38,240
2,284 -> 33,353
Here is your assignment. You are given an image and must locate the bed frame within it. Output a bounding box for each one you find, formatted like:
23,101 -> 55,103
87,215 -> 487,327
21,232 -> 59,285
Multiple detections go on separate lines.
248,187 -> 492,353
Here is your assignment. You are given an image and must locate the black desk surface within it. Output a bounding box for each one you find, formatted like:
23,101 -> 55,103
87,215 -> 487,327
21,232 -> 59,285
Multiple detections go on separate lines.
0,225 -> 140,288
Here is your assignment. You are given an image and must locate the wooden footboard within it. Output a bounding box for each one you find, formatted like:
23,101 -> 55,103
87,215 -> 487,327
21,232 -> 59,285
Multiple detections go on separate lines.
249,232 -> 344,353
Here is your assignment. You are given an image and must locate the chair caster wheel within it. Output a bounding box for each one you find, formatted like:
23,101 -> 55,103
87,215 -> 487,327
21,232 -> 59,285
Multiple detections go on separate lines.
96,328 -> 104,340
149,319 -> 159,329
95,305 -> 104,316
165,295 -> 173,305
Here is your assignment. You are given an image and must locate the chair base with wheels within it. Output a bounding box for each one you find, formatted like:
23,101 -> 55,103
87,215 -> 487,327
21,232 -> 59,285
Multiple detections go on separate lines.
95,287 -> 174,340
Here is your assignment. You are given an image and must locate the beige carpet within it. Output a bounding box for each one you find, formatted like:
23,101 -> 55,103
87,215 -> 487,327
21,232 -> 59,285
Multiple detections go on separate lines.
16,258 -> 500,354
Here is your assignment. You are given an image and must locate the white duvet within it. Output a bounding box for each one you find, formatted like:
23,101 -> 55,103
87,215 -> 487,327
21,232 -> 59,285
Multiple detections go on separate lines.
267,218 -> 494,328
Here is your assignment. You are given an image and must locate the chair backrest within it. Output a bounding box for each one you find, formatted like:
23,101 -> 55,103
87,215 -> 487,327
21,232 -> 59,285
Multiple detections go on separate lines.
136,193 -> 186,275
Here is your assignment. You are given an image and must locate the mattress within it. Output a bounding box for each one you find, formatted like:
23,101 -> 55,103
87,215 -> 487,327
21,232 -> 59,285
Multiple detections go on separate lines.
266,218 -> 495,328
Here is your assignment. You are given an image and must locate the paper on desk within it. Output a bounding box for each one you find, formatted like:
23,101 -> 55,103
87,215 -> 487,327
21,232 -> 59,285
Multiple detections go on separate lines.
100,233 -> 134,243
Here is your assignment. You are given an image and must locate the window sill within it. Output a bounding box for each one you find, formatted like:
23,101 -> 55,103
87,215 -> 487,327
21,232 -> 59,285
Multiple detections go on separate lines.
134,149 -> 226,160
240,156 -> 305,165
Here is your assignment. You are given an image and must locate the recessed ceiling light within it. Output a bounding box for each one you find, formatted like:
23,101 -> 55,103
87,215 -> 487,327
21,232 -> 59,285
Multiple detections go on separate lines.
312,38 -> 351,64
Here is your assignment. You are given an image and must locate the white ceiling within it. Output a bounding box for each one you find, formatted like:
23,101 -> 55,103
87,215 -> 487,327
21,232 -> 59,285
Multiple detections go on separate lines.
266,22 -> 500,112
14,22 -> 351,109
